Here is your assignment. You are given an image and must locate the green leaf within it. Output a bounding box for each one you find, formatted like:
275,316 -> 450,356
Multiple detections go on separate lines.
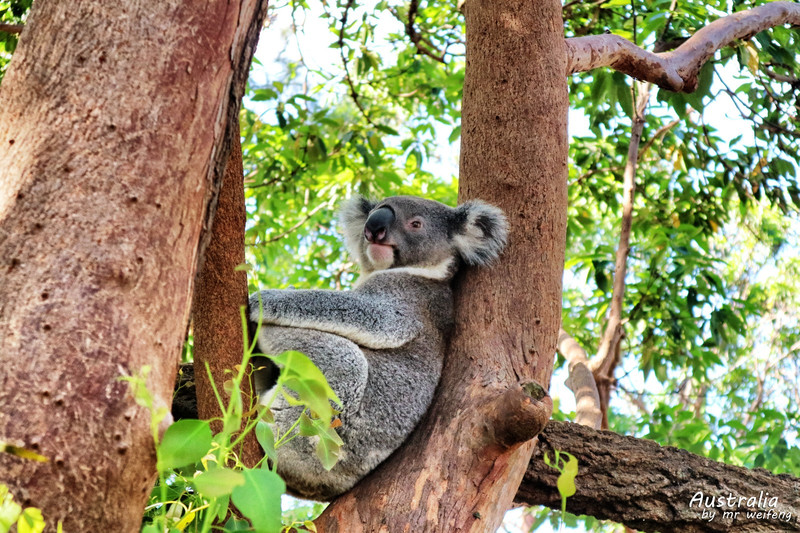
543,451 -> 578,520
231,469 -> 285,533
448,126 -> 461,143
273,351 -> 341,421
314,421 -> 344,471
375,124 -> 399,135
0,485 -> 22,532
613,73 -> 632,118
17,507 -> 45,533
216,494 -> 231,522
297,413 -> 344,470
157,419 -> 213,471
193,468 -> 246,498
256,420 -> 277,465
223,517 -> 252,532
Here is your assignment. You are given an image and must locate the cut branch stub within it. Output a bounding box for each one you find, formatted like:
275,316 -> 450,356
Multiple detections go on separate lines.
487,382 -> 553,449
566,1 -> 800,92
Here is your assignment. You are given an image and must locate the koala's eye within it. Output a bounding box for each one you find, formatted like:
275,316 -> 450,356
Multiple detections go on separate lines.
409,219 -> 423,230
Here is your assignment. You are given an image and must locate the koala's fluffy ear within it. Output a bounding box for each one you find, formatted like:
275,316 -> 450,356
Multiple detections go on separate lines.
340,195 -> 377,258
452,200 -> 509,266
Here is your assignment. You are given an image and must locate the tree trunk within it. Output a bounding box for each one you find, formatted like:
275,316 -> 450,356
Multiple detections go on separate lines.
0,1 -> 267,531
517,421 -> 800,533
192,122 -> 263,467
316,0 -> 568,531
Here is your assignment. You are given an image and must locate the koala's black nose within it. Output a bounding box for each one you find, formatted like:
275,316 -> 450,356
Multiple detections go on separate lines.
364,206 -> 395,243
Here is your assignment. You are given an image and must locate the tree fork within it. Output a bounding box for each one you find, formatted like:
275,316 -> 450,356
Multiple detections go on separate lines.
316,0 -> 568,530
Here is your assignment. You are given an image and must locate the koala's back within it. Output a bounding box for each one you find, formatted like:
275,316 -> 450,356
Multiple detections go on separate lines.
266,273 -> 453,500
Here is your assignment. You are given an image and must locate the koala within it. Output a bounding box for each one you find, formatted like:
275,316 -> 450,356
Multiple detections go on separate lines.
248,195 -> 508,500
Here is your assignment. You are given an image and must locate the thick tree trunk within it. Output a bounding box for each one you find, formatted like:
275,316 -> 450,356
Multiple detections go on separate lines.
192,123 -> 263,467
0,1 -> 267,531
316,0 -> 568,531
517,421 -> 800,533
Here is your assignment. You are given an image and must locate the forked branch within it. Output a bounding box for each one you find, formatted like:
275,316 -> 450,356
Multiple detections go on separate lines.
589,82 -> 651,428
566,1 -> 800,92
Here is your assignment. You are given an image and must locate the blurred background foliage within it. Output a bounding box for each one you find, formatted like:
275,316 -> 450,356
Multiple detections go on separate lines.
2,0 -> 799,530
0,0 -> 29,81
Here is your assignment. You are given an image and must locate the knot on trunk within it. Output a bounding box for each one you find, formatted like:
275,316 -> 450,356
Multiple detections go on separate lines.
486,381 -> 552,449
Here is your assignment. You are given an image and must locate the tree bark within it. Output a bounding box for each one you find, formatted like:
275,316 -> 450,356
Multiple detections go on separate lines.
565,2 -> 800,92
0,1 -> 267,531
557,329 -> 601,429
192,123 -> 263,467
517,421 -> 800,533
315,0 -> 568,531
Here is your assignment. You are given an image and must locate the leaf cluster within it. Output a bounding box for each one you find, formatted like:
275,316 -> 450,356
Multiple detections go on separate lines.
137,311 -> 342,533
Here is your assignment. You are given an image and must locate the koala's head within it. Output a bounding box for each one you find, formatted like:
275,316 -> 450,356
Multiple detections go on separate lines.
340,195 -> 508,277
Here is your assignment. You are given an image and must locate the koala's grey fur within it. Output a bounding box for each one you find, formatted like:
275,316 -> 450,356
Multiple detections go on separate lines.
248,195 -> 508,500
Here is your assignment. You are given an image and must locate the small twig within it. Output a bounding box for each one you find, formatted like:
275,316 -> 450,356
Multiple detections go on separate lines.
0,23 -> 23,35
403,0 -> 446,64
616,384 -> 650,417
338,0 -> 376,127
763,66 -> 800,84
562,0 -> 606,13
264,202 -> 328,243
637,118 -> 680,161
657,0 -> 679,46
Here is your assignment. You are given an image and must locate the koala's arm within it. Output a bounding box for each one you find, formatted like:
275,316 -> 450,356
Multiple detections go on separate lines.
249,290 -> 423,350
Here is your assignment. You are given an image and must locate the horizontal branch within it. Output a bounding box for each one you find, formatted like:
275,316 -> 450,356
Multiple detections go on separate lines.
0,23 -> 23,35
517,421 -> 800,532
174,369 -> 799,531
566,1 -> 800,92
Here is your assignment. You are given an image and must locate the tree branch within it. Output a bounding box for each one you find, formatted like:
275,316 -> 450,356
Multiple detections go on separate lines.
338,0 -> 376,127
393,0 -> 447,64
589,83 -> 650,428
557,329 -> 602,429
0,23 -> 23,34
517,421 -> 800,533
565,1 -> 800,92
763,66 -> 799,84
